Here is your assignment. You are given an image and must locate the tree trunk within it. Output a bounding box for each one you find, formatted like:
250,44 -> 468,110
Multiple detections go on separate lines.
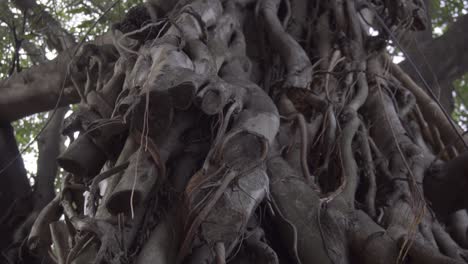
0,122 -> 34,261
2,0 -> 468,263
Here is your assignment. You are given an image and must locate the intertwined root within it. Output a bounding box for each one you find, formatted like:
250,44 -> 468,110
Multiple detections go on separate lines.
25,0 -> 468,263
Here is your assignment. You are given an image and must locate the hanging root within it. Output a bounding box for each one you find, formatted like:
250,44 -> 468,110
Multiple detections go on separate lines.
24,1 -> 468,264
257,0 -> 313,89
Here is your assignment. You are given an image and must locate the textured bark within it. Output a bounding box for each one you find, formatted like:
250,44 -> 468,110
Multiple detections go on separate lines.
2,0 -> 468,264
400,10 -> 468,112
0,123 -> 32,250
0,51 -> 78,121
424,152 -> 468,217
0,35 -> 116,122
34,107 -> 68,208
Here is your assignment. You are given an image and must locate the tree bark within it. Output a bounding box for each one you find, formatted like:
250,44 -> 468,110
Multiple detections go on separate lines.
400,11 -> 468,112
2,0 -> 468,264
0,122 -> 32,253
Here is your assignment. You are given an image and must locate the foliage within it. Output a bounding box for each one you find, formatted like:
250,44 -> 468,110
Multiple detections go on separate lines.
12,112 -> 48,153
453,74 -> 468,129
40,0 -> 141,39
0,5 -> 35,78
431,0 -> 468,34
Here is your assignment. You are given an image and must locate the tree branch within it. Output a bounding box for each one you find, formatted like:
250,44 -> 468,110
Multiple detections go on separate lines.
400,13 -> 468,111
0,51 -> 79,121
34,106 -> 68,209
0,30 -> 117,122
0,122 -> 32,249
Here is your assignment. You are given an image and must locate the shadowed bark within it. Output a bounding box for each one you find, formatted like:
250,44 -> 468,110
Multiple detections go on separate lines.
2,0 -> 468,263
0,122 -> 33,258
400,5 -> 468,112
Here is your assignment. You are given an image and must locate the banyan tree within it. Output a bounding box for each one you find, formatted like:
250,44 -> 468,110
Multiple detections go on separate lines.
2,0 -> 468,263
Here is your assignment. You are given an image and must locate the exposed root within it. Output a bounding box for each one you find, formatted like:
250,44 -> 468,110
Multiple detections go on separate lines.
20,1 -> 468,264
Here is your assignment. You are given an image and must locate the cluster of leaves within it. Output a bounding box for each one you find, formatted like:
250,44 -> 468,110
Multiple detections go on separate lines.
431,0 -> 468,34
12,112 -> 48,179
13,112 -> 48,152
453,74 -> 468,129
44,0 -> 141,40
0,0 -> 142,79
0,3 -> 35,79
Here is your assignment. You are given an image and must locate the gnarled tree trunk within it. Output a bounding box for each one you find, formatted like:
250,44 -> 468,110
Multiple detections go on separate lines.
2,0 -> 468,263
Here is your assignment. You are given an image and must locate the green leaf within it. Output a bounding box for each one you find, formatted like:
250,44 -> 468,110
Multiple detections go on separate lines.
77,19 -> 95,29
68,7 -> 89,15
23,34 -> 35,40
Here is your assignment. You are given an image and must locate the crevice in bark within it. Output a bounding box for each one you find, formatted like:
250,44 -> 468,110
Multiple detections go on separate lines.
3,0 -> 468,263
